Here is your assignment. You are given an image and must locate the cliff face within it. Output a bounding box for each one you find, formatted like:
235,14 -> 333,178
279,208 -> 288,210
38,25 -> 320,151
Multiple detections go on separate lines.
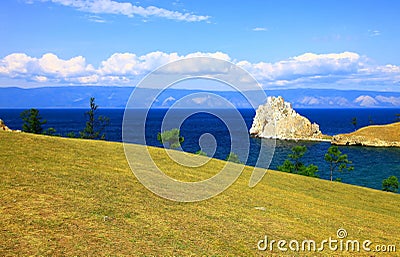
332,122 -> 400,147
250,96 -> 324,140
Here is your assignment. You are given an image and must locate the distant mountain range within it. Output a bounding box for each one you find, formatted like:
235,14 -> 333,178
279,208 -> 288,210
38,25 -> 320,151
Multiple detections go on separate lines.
1,86 -> 400,108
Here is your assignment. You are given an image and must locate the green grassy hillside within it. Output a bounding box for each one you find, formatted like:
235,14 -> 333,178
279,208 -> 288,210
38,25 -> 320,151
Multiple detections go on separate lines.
1,132 -> 399,256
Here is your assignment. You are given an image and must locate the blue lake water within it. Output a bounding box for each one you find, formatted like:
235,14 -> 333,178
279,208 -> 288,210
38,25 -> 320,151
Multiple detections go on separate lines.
1,108 -> 400,192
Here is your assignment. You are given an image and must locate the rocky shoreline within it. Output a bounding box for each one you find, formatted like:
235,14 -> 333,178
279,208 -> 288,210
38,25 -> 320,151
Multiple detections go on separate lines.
250,96 -> 399,147
332,122 -> 400,147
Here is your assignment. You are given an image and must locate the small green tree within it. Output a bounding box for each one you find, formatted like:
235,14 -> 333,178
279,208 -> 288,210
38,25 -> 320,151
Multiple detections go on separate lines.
225,152 -> 242,164
298,164 -> 319,177
80,97 -> 109,140
395,114 -> 400,122
382,176 -> 399,193
66,132 -> 76,138
351,117 -> 357,131
157,128 -> 184,149
324,145 -> 353,181
43,127 -> 57,136
278,159 -> 295,173
20,108 -> 47,134
288,145 -> 306,172
278,145 -> 319,177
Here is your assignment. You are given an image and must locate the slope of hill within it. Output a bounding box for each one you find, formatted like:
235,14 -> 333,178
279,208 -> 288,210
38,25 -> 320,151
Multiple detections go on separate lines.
1,132 -> 399,256
332,122 -> 400,147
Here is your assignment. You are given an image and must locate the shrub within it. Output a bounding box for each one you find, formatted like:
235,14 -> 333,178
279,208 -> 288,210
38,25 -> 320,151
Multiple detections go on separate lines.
225,152 -> 242,164
382,176 -> 399,193
157,128 -> 184,149
195,150 -> 208,156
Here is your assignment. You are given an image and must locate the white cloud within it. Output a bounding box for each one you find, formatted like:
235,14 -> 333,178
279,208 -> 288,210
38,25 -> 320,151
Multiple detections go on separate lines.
0,51 -> 228,86
75,74 -> 99,84
368,30 -> 381,37
87,15 -> 107,23
98,51 -> 231,77
137,51 -> 181,71
34,75 -> 48,82
239,52 -> 362,82
0,52 -> 94,83
374,64 -> 400,73
0,53 -> 35,76
38,53 -> 92,77
1,51 -> 400,90
47,0 -> 209,22
99,53 -> 140,75
252,27 -> 267,31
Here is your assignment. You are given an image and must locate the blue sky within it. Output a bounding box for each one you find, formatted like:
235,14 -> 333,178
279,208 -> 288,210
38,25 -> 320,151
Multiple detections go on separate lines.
1,0 -> 400,92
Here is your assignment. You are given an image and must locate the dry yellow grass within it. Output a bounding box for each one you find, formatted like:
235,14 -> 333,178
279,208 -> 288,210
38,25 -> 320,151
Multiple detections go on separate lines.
349,122 -> 400,141
332,122 -> 400,147
1,131 -> 400,256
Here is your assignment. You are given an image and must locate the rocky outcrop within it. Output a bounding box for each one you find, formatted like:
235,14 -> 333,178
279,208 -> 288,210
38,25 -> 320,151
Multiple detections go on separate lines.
0,119 -> 19,132
0,119 -> 12,132
332,122 -> 400,147
250,96 -> 325,141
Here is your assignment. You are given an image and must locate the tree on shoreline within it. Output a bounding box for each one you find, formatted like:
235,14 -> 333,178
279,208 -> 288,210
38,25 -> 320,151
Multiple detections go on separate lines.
382,176 -> 399,193
80,97 -> 109,140
324,145 -> 353,181
21,108 -> 46,134
278,145 -> 319,177
20,108 -> 56,135
351,117 -> 357,131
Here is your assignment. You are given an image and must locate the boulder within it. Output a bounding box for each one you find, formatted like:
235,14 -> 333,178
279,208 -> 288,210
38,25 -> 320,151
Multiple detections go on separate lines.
250,96 -> 324,141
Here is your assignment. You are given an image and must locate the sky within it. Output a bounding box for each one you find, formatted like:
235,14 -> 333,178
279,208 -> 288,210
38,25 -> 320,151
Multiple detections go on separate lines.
0,0 -> 400,91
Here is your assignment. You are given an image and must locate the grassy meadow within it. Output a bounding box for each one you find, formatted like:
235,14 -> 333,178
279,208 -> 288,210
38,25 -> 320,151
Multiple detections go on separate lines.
1,131 -> 399,256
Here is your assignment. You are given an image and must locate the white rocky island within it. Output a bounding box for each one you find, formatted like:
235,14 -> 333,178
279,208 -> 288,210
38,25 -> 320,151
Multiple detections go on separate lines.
250,96 -> 326,141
